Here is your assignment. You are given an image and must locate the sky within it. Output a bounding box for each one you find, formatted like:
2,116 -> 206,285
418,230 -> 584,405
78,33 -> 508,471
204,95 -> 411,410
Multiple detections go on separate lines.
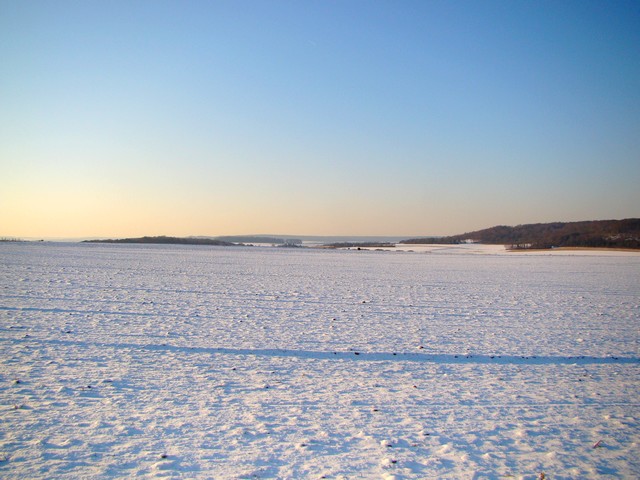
1,0 -> 639,239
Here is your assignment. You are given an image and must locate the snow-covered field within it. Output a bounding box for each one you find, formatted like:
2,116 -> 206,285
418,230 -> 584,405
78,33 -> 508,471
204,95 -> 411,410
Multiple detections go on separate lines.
1,242 -> 638,479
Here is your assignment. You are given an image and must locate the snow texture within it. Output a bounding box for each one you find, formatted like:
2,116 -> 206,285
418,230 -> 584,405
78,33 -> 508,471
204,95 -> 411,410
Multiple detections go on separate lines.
1,243 -> 639,479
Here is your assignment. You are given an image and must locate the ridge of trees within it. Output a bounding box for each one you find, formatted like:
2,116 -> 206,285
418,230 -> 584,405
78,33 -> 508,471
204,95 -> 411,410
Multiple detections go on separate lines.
400,219 -> 640,249
83,236 -> 237,246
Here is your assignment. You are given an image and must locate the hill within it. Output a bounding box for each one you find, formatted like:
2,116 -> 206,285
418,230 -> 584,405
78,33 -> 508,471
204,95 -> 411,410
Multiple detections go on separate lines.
401,219 -> 640,249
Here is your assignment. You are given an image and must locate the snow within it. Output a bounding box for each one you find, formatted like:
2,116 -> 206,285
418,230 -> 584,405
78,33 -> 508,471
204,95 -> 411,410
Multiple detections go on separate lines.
1,242 -> 639,479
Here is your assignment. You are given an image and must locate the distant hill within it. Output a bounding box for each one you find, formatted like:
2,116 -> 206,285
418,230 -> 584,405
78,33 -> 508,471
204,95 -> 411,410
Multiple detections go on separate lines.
401,219 -> 640,249
83,236 -> 237,246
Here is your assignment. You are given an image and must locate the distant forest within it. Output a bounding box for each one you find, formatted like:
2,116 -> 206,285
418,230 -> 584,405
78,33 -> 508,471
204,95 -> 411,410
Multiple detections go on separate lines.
401,219 -> 640,249
84,236 -> 237,246
80,219 -> 640,250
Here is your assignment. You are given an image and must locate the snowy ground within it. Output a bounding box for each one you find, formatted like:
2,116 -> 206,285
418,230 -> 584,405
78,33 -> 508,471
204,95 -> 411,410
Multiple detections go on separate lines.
1,242 -> 638,479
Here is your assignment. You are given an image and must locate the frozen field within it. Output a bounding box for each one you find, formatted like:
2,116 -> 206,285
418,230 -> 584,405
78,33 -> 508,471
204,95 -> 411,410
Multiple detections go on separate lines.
1,242 -> 639,479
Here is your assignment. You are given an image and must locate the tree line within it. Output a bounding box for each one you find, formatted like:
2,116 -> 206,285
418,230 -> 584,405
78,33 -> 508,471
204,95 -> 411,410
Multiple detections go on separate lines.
401,219 -> 640,249
84,236 -> 237,246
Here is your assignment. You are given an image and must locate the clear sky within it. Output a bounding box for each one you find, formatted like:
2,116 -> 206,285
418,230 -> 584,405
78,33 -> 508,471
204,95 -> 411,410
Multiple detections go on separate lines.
1,0 -> 639,238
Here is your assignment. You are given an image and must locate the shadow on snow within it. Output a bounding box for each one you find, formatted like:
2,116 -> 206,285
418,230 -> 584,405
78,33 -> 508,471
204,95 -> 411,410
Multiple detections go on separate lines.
11,337 -> 639,365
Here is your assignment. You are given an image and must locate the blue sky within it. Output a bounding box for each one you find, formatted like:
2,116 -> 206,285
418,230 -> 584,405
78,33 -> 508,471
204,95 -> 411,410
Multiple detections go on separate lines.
1,0 -> 639,238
